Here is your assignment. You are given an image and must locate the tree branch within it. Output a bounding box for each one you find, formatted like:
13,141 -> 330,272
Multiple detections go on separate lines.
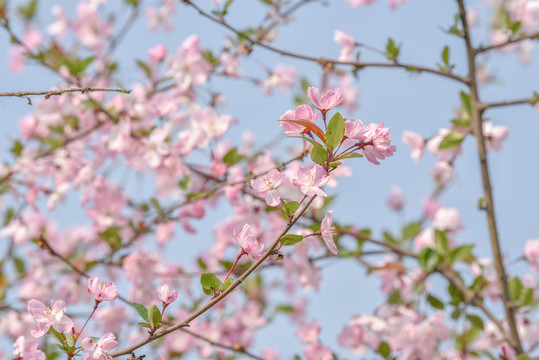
0,88 -> 130,105
476,30 -> 539,54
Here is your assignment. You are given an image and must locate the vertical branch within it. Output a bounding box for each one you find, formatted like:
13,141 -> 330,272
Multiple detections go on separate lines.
456,0 -> 523,353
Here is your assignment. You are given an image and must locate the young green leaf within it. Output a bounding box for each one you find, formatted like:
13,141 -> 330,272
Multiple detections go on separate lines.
310,144 -> 327,165
283,201 -> 299,215
280,234 -> 304,246
438,132 -> 465,150
133,303 -> 149,322
325,112 -> 345,151
147,304 -> 162,327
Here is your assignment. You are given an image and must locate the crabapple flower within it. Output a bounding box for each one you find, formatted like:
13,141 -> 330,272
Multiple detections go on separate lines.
433,207 -> 463,235
402,131 -> 425,162
263,65 -> 297,95
280,104 -> 319,135
158,284 -> 179,305
307,87 -> 344,112
483,121 -> 508,151
250,169 -> 285,206
87,277 -> 118,302
386,186 -> 405,212
81,333 -> 118,360
296,320 -> 321,344
293,164 -> 332,197
234,224 -> 265,259
361,123 -> 396,165
524,239 -> 539,273
13,336 -> 45,360
334,30 -> 355,61
320,211 -> 339,255
430,161 -> 456,187
27,299 -> 74,338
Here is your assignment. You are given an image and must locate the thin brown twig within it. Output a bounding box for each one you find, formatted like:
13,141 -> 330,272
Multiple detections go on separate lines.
481,96 -> 537,111
457,0 -> 523,353
475,30 -> 539,54
181,0 -> 469,85
0,87 -> 131,100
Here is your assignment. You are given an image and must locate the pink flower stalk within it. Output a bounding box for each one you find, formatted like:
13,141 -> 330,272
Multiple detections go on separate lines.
361,123 -> 396,165
158,284 -> 179,305
292,164 -> 332,197
250,169 -> 285,206
320,211 -> 339,255
483,121 -> 508,151
87,277 -> 118,302
13,336 -> 45,360
27,299 -> 74,338
334,30 -> 356,62
234,224 -> 265,259
307,87 -> 344,112
402,131 -> 425,163
386,186 -> 406,212
280,104 -> 319,135
81,332 -> 118,360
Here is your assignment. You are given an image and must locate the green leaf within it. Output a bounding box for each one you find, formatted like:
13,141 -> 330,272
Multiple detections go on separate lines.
378,341 -> 391,358
98,227 -> 122,250
460,91 -> 472,119
339,152 -> 363,160
438,132 -> 465,150
427,294 -> 445,309
280,234 -> 304,246
133,303 -> 149,322
287,135 -> 322,148
223,148 -> 246,166
66,116 -> 80,128
451,309 -> 461,319
325,112 -> 345,151
3,208 -> 15,226
442,46 -> 449,65
137,322 -> 151,328
520,287 -> 534,307
44,138 -> 64,150
124,0 -> 139,6
467,314 -> 484,330
418,248 -> 441,273
13,257 -> 25,276
434,230 -> 450,256
17,0 -> 37,20
517,354 -> 533,360
328,161 -> 342,168
283,201 -> 299,215
136,59 -> 151,78
385,38 -> 401,60
401,222 -> 421,241
10,140 -> 23,157
147,304 -> 162,327
200,272 -> 222,294
509,277 -> 523,302
451,118 -> 471,128
310,144 -> 327,165
178,176 -> 193,190
450,244 -> 474,263
220,277 -> 234,292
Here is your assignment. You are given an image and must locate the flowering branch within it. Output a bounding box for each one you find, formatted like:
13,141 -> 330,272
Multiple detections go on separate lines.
181,0 -> 469,85
0,87 -> 131,101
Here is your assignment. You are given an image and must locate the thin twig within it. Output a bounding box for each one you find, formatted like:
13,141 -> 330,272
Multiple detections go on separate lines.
482,96 -> 536,111
457,0 -> 523,353
181,0 -> 469,85
0,88 -> 130,99
475,30 -> 539,54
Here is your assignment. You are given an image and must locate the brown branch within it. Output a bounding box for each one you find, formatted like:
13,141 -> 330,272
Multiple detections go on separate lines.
457,0 -> 523,353
482,96 -> 537,111
0,87 -> 130,100
181,0 -> 469,85
110,196 -> 318,357
476,30 -> 539,54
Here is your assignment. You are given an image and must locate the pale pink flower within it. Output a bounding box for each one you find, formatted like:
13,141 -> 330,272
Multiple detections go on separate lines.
338,323 -> 366,354
158,284 -> 179,305
94,306 -> 129,334
344,119 -> 368,141
346,0 -> 374,7
483,122 -> 508,151
81,332 -> 118,360
220,52 -> 240,77
489,29 -> 518,53
303,343 -> 334,360
389,0 -> 408,10
334,30 -> 356,61
524,239 -> 539,273
361,123 -> 396,165
47,5 -> 69,39
250,169 -> 285,206
27,299 -> 74,338
263,65 -> 297,95
466,8 -> 479,27
293,164 -> 332,197
433,207 -> 463,235
320,211 -> 339,255
87,277 -> 118,303
234,224 -> 265,259
414,228 -> 435,251
519,40 -> 535,65
280,104 -> 319,135
13,336 -> 45,360
308,87 -> 344,111
149,44 -> 167,62
402,131 -> 425,163
337,75 -> 360,113
422,197 -> 442,219
430,161 -> 456,187
387,186 -> 406,212
296,320 -> 321,344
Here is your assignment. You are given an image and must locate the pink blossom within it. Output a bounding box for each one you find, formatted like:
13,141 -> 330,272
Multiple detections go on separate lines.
149,44 -> 167,62
346,0 -> 374,8
334,30 -> 356,61
338,323 -> 366,354
263,65 -> 297,95
337,75 -> 360,113
303,343 -> 334,360
94,306 -> 129,334
402,131 -> 425,163
280,104 -> 319,135
296,320 -> 321,344
387,186 -> 405,212
524,239 -> 539,273
250,169 -> 285,206
158,284 -> 179,305
489,29 -> 518,53
81,333 -> 118,360
344,119 -> 368,141
466,8 -> 479,27
13,336 -> 45,360
433,207 -> 463,235
292,164 -> 332,197
430,161 -> 456,187
389,0 -> 408,10
483,121 -> 508,151
47,5 -> 69,39
220,52 -> 240,77
361,123 -> 396,165
27,299 -> 74,338
422,197 -> 442,219
308,87 -> 344,111
234,224 -> 265,259
414,228 -> 435,251
87,277 -> 118,302
320,211 -> 339,255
